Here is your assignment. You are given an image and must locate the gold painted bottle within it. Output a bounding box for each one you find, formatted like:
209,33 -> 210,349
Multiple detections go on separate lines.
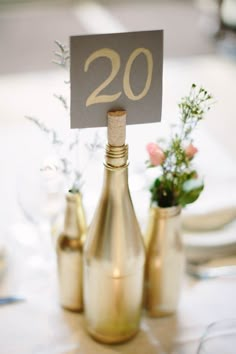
57,191 -> 87,311
84,111 -> 145,344
144,205 -> 185,317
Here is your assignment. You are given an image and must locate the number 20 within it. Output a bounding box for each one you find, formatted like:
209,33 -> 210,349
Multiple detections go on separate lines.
84,47 -> 153,107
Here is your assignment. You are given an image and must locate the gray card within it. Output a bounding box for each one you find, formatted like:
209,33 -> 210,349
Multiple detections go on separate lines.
70,30 -> 163,128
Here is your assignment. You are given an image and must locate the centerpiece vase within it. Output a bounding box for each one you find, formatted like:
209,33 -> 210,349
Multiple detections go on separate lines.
144,205 -> 185,317
57,191 -> 87,311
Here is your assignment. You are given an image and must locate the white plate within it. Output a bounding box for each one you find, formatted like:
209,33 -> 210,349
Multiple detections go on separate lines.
183,219 -> 236,262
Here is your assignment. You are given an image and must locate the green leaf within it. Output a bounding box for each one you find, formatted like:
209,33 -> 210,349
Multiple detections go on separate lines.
150,178 -> 161,204
178,179 -> 204,207
182,179 -> 203,192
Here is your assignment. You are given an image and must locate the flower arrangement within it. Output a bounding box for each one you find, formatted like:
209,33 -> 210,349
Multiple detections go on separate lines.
146,84 -> 214,208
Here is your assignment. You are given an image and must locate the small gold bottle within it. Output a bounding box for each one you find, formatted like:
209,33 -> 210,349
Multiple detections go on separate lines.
145,205 -> 185,317
84,111 -> 145,344
57,191 -> 87,311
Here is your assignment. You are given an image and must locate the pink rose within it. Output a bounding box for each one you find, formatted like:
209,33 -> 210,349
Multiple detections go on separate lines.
146,142 -> 165,166
185,143 -> 198,158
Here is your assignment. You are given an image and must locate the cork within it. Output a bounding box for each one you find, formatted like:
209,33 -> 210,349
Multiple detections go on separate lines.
107,111 -> 126,146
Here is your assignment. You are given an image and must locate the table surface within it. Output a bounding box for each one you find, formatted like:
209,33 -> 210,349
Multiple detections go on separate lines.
0,54 -> 236,354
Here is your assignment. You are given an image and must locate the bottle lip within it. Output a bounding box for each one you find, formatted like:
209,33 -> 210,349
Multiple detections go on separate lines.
58,234 -> 83,248
151,205 -> 181,218
105,144 -> 128,157
66,191 -> 81,202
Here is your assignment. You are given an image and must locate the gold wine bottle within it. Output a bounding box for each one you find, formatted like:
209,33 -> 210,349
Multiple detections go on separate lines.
57,191 -> 87,311
84,111 -> 145,344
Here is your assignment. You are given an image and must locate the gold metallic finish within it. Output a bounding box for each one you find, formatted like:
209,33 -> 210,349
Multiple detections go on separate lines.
144,206 -> 185,317
104,144 -> 129,169
84,115 -> 145,344
57,192 -> 87,312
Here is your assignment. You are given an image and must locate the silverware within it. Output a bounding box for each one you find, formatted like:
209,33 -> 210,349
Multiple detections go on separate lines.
187,262 -> 236,279
0,296 -> 25,305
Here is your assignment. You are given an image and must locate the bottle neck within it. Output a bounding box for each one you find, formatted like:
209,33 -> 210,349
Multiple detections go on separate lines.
104,144 -> 128,169
103,144 -> 129,192
63,193 -> 84,239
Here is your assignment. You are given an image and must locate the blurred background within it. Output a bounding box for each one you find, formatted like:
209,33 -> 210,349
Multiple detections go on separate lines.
1,0 -> 236,74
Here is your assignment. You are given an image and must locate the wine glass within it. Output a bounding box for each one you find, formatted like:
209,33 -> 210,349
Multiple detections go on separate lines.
197,318 -> 236,354
15,156 -> 66,272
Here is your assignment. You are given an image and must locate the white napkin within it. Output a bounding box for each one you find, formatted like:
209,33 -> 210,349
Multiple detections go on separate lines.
182,130 -> 236,231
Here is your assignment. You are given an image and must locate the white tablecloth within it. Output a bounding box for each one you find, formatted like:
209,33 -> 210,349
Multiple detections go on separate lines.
0,54 -> 236,353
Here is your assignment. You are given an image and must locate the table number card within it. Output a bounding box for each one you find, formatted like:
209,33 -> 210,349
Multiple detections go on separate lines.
70,30 -> 163,128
